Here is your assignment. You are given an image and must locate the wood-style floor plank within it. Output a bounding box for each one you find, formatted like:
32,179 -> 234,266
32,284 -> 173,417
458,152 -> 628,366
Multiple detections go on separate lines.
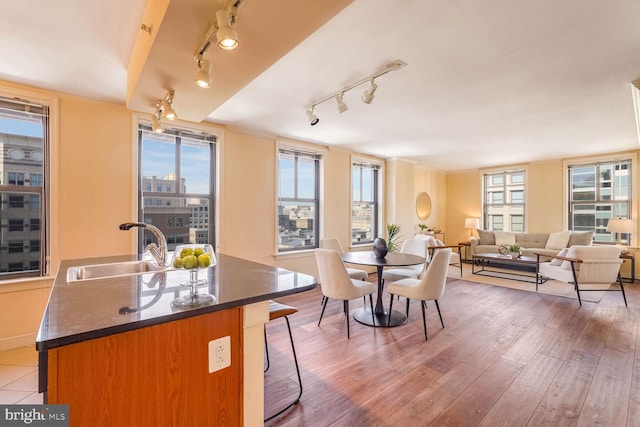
263,272 -> 640,426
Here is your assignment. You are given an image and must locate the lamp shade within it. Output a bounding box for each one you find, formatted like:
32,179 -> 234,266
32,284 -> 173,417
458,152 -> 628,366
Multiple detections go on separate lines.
606,218 -> 633,233
464,217 -> 480,229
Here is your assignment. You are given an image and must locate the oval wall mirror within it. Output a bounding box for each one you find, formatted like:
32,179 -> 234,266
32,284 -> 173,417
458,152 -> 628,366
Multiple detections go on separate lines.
416,192 -> 432,220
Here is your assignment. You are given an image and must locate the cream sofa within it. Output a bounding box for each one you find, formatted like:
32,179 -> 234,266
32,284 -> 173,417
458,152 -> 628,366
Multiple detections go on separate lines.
469,230 -> 594,258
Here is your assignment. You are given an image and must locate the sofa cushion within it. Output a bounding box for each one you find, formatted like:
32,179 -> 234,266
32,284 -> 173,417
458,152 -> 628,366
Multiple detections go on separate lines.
550,248 -> 569,266
477,230 -> 495,245
494,231 -> 516,246
546,231 -> 571,250
568,231 -> 594,247
516,233 -> 549,249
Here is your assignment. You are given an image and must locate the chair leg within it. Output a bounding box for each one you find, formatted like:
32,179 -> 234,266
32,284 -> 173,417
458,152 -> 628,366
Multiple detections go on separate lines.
344,300 -> 350,339
263,327 -> 270,373
264,315 -> 303,422
388,293 -> 395,327
434,300 -> 444,328
420,300 -> 428,341
318,297 -> 329,327
405,297 -> 410,317
618,274 -> 628,307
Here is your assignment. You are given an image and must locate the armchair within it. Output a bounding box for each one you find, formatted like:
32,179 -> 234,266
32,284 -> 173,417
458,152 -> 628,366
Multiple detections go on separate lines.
535,245 -> 627,306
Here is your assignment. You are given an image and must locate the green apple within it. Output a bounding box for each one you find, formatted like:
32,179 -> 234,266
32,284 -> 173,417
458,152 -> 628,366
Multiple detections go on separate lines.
197,253 -> 211,268
172,257 -> 182,268
194,247 -> 205,257
180,247 -> 194,258
182,254 -> 198,269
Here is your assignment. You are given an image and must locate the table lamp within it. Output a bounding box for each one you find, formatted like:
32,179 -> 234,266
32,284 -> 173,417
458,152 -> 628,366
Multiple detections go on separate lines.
606,218 -> 633,246
464,217 -> 480,240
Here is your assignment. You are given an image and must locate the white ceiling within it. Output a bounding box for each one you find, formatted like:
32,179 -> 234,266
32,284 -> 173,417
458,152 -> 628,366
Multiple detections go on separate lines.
2,0 -> 640,171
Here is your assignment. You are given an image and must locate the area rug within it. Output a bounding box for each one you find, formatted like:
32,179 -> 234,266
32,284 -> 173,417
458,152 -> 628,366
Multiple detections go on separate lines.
447,264 -> 612,303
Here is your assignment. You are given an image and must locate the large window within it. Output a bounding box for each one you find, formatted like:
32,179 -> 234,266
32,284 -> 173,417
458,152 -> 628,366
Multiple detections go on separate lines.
352,161 -> 379,244
482,169 -> 525,231
0,96 -> 49,279
277,148 -> 320,252
138,124 -> 216,252
568,159 -> 631,243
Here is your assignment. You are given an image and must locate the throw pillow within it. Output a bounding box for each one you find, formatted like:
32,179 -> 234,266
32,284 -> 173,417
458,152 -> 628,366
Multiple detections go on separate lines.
549,248 -> 569,266
494,231 -> 516,246
477,230 -> 495,245
545,231 -> 571,250
568,231 -> 594,247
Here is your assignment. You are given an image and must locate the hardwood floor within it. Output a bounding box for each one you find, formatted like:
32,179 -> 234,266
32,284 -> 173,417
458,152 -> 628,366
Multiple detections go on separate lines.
264,274 -> 639,426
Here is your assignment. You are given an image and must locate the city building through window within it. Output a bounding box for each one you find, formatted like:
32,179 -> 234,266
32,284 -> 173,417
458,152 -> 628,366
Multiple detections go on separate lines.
568,158 -> 632,243
0,95 -> 49,279
482,169 -> 526,231
138,123 -> 216,252
277,147 -> 320,252
352,161 -> 380,244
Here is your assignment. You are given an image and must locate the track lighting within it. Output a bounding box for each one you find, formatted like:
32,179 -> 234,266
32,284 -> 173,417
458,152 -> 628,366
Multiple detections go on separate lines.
361,80 -> 377,104
194,54 -> 212,88
335,93 -> 348,113
216,9 -> 239,50
304,60 -> 407,125
306,108 -> 319,126
151,110 -> 164,133
151,90 -> 177,133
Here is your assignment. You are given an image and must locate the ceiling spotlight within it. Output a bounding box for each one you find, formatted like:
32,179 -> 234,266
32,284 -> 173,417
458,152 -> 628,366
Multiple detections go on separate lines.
306,108 -> 319,126
216,9 -> 239,50
151,110 -> 164,134
335,93 -> 348,113
361,80 -> 378,104
161,91 -> 177,120
194,55 -> 212,88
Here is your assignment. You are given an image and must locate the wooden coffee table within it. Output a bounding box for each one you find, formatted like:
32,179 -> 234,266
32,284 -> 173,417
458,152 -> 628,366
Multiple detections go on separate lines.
472,253 -> 545,284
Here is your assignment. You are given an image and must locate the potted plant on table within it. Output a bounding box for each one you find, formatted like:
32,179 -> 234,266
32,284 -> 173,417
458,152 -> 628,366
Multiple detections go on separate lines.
386,223 -> 401,252
508,243 -> 521,259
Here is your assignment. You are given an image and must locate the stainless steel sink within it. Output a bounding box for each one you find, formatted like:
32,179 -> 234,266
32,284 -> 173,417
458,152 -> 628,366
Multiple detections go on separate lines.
66,260 -> 168,282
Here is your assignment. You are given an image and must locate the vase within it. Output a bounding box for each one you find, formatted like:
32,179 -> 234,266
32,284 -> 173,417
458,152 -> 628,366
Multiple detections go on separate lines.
373,237 -> 388,258
509,252 -> 520,259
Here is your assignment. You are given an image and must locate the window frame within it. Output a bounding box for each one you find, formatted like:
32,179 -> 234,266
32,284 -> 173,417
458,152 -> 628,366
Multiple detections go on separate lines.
351,159 -> 381,246
137,122 -> 217,253
481,168 -> 526,232
276,146 -> 321,253
566,156 -> 635,244
0,92 -> 54,281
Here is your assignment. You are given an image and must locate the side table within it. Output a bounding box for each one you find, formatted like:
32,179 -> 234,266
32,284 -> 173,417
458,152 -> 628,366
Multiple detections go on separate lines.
458,241 -> 471,262
620,250 -> 636,283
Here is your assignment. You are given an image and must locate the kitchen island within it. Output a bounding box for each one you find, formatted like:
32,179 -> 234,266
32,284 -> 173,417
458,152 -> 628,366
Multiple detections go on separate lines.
36,253 -> 317,426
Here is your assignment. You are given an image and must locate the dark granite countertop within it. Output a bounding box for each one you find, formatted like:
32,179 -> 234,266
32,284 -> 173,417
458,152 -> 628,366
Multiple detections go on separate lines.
36,253 -> 317,351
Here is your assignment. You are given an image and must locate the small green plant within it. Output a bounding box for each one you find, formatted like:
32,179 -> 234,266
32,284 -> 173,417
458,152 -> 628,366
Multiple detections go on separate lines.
386,223 -> 401,252
508,243 -> 521,253
418,223 -> 428,231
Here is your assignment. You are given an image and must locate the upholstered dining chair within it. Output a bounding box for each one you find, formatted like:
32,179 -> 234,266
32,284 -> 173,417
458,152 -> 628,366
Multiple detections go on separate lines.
386,248 -> 451,340
314,248 -> 376,338
320,237 -> 368,280
381,238 -> 429,283
416,234 -> 463,277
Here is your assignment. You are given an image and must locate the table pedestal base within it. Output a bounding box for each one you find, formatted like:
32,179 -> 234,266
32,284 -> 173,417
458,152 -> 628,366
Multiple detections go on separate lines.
353,307 -> 407,327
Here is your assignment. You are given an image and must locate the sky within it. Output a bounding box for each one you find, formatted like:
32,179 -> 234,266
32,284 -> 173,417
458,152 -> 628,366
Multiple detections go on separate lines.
0,117 -> 43,137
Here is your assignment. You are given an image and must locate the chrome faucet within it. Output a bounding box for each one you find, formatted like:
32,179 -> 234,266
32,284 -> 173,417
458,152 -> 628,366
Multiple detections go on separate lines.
119,222 -> 168,267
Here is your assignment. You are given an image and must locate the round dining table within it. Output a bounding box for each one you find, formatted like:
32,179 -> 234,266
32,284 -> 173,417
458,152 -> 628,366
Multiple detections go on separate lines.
340,251 -> 426,327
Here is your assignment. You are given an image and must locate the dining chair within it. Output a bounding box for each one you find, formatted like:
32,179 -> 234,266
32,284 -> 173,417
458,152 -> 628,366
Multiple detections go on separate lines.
319,237 -> 368,280
314,248 -> 376,338
386,247 -> 451,340
264,300 -> 302,422
381,238 -> 429,283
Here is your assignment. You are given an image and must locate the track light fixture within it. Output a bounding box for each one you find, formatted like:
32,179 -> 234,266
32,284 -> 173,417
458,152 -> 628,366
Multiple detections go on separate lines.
304,60 -> 406,125
306,108 -> 319,126
194,53 -> 213,88
361,79 -> 377,104
335,92 -> 348,113
151,90 -> 177,133
216,8 -> 239,50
